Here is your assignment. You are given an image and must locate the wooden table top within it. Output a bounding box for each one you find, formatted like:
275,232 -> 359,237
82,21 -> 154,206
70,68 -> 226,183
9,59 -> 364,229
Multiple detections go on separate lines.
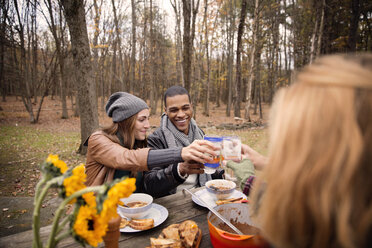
0,187 -> 212,248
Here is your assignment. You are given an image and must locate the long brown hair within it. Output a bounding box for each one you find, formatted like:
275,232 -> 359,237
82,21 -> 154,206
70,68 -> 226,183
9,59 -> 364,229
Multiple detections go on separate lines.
101,113 -> 147,149
251,54 -> 372,248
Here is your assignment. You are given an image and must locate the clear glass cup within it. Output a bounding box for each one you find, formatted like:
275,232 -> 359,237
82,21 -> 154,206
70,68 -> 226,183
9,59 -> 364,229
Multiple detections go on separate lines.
221,136 -> 241,181
203,136 -> 222,174
222,136 -> 241,161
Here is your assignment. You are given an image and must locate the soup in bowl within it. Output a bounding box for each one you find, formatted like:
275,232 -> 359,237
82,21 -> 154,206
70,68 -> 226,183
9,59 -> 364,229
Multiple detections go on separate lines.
207,203 -> 270,248
117,193 -> 153,219
205,179 -> 236,200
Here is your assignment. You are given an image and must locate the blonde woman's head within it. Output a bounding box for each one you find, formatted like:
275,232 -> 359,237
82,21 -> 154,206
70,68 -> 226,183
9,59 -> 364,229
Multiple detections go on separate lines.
253,53 -> 372,248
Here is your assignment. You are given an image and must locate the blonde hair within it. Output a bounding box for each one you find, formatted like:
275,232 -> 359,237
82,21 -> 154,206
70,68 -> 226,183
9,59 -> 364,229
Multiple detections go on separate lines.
252,53 -> 372,248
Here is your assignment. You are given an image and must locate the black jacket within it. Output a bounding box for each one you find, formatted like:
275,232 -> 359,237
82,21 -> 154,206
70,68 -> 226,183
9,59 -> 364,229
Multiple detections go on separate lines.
143,126 -> 224,198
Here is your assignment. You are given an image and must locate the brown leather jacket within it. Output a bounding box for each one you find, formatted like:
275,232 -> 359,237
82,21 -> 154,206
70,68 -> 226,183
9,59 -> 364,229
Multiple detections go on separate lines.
85,131 -> 150,186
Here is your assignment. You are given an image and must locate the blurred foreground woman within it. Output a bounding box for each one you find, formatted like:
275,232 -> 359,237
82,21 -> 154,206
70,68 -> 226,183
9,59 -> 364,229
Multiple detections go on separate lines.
251,54 -> 372,248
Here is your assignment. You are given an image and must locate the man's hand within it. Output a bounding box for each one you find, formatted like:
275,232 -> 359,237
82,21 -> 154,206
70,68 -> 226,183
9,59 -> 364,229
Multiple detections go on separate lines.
178,162 -> 205,176
181,140 -> 219,164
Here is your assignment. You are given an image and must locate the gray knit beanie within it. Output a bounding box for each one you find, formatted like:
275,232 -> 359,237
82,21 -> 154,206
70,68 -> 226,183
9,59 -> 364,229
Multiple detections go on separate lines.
105,92 -> 149,122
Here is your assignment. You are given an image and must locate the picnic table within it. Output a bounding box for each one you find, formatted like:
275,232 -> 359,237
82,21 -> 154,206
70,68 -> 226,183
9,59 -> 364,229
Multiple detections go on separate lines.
0,187 -> 212,248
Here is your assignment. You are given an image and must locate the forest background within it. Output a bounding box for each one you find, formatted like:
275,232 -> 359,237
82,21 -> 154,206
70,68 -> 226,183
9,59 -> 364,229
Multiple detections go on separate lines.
0,0 -> 371,238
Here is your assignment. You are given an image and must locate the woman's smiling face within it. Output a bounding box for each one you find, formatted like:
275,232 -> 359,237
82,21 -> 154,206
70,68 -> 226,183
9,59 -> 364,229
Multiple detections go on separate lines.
134,109 -> 150,140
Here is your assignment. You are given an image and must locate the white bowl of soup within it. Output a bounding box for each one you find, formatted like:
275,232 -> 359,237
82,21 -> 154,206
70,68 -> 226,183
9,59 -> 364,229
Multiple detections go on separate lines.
117,193 -> 153,219
205,179 -> 236,200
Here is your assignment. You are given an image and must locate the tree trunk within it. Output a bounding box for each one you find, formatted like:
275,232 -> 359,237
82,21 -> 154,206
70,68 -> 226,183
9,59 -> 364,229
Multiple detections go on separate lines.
233,0 -> 248,118
111,0 -> 125,92
46,0 -> 68,119
182,0 -> 192,91
348,0 -> 360,52
244,0 -> 259,121
14,0 -> 35,123
149,0 -> 156,115
309,17 -> 318,64
31,0 -> 38,104
202,0 -> 210,116
130,0 -> 136,93
61,0 -> 99,155
0,0 -> 8,102
316,0 -> 325,57
226,0 -> 235,117
171,0 -> 184,86
92,0 -> 102,106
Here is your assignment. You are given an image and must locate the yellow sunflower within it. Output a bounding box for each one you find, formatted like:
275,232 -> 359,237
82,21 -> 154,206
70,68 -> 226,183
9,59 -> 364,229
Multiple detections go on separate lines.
82,192 -> 96,208
63,164 -> 86,203
101,178 -> 136,221
46,154 -> 68,174
73,205 -> 107,247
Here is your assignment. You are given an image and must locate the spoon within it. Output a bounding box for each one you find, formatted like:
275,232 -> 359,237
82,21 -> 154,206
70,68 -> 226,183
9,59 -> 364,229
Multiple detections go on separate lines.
119,200 -> 130,208
208,185 -> 220,191
183,188 -> 244,235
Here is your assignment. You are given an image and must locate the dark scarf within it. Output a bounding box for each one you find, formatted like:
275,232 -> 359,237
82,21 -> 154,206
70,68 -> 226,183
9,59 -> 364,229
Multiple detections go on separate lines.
160,113 -> 204,147
160,113 -> 212,185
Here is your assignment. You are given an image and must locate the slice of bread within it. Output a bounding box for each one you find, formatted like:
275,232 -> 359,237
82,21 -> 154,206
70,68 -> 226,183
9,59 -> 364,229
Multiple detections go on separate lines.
150,238 -> 182,248
128,218 -> 154,230
216,197 -> 243,205
120,218 -> 129,229
148,220 -> 201,248
178,220 -> 199,248
160,224 -> 180,240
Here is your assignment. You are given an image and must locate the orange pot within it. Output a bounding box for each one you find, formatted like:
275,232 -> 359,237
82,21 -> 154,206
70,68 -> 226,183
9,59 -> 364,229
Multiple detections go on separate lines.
207,203 -> 270,248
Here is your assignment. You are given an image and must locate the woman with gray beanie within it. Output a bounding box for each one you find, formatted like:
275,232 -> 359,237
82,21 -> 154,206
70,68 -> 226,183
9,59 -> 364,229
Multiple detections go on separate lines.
84,92 -> 217,192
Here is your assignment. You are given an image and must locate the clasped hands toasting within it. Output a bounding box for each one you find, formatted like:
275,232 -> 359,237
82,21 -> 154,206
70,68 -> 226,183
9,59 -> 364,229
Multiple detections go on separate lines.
178,139 -> 254,177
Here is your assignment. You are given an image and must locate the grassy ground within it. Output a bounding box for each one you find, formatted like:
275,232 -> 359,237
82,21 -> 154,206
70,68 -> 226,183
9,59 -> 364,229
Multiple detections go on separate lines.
0,125 -> 85,197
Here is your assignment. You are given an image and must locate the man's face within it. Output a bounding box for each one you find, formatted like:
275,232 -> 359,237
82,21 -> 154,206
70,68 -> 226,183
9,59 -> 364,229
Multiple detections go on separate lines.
165,94 -> 193,135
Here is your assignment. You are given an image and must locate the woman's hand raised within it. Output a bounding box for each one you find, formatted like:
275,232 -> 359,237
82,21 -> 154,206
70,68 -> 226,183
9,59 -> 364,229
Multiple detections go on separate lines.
181,140 -> 219,164
241,144 -> 267,170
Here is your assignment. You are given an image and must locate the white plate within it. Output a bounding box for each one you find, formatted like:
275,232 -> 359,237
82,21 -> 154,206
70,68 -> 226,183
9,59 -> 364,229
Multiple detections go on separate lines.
192,188 -> 246,208
118,203 -> 168,233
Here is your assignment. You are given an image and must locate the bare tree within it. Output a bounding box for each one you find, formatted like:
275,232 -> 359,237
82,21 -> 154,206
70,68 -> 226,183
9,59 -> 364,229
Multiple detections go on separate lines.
348,0 -> 360,51
44,0 -> 69,119
244,0 -> 259,121
181,0 -> 199,92
225,0 -> 236,117
202,0 -> 210,116
91,0 -> 103,109
130,0 -> 137,93
233,0 -> 248,118
61,0 -> 99,155
14,0 -> 36,123
170,0 -> 184,85
316,0 -> 325,57
111,0 -> 125,92
0,0 -> 9,102
149,0 -> 156,115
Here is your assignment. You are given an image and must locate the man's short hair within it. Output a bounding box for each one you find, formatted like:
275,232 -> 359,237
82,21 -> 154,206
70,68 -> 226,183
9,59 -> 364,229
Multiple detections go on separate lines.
164,86 -> 191,107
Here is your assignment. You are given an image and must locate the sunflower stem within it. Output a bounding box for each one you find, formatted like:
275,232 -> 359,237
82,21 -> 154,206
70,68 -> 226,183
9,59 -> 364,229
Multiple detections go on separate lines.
32,176 -> 60,248
45,186 -> 103,248
54,231 -> 71,245
56,215 -> 70,234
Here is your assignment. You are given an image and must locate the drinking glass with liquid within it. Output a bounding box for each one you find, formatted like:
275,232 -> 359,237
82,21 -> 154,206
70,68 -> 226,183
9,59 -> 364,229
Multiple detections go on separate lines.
222,136 -> 242,161
203,136 -> 222,174
221,136 -> 241,181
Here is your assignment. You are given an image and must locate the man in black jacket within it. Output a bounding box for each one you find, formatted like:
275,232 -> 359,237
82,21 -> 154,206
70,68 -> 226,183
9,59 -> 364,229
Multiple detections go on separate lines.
143,86 -> 224,198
